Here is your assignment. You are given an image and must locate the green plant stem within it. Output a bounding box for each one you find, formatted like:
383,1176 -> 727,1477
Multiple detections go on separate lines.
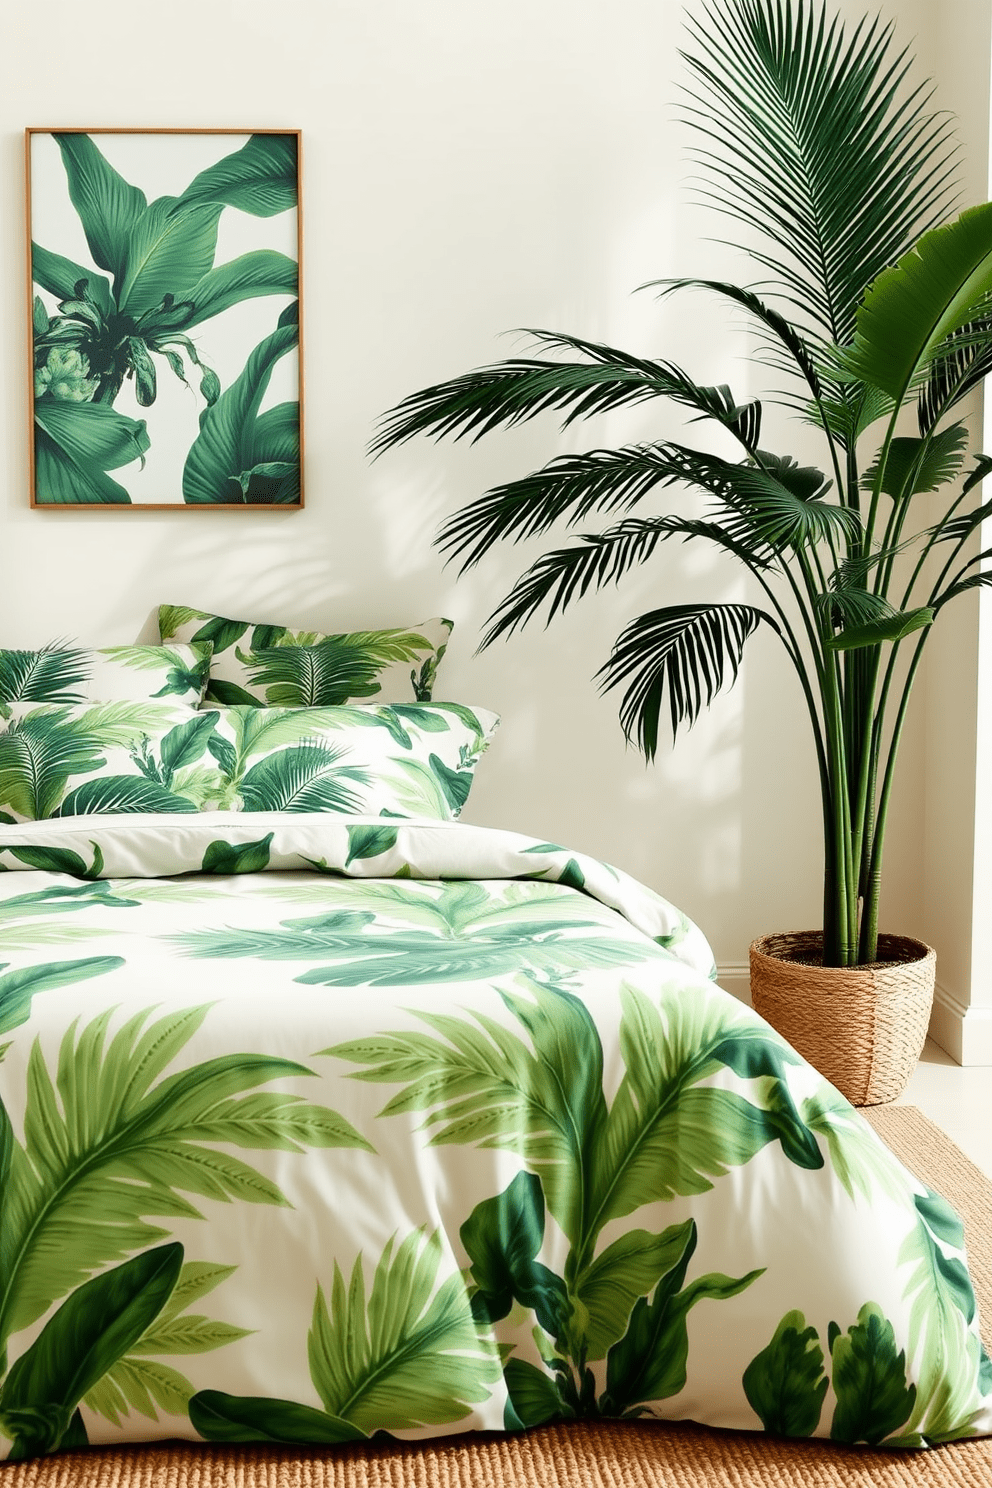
859,628 -> 930,960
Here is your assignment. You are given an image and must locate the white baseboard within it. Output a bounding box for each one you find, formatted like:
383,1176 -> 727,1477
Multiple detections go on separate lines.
928,982 -> 992,1066
715,963 -> 751,1005
717,963 -> 992,1067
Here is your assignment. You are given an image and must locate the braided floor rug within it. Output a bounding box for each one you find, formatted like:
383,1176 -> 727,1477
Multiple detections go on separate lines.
5,1105 -> 991,1488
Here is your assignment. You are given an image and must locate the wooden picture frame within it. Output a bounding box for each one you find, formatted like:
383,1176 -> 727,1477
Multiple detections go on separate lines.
26,128 -> 303,509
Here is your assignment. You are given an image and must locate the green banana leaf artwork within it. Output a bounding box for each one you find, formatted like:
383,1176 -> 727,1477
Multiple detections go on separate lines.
26,130 -> 301,508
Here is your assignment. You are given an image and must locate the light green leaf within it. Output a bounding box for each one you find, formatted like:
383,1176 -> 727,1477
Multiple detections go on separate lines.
0,1006 -> 364,1349
308,1229 -> 499,1432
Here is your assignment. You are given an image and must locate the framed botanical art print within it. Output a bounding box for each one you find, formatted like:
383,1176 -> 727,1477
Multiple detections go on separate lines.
26,129 -> 303,508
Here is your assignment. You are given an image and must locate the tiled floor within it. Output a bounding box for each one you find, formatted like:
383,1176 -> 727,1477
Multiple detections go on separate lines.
898,1040 -> 992,1179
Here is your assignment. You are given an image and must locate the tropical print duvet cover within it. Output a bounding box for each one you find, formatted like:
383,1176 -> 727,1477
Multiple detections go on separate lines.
0,810 -> 988,1462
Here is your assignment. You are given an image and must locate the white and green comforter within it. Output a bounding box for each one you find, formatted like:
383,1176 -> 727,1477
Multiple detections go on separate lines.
0,812 -> 989,1461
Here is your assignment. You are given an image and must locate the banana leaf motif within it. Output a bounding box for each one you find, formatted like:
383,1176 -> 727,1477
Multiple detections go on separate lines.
189,1228 -> 500,1443
0,1001 -> 372,1455
32,133 -> 299,505
321,979 -> 828,1419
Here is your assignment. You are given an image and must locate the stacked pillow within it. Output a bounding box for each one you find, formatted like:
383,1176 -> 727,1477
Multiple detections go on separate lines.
157,605 -> 453,708
0,613 -> 498,825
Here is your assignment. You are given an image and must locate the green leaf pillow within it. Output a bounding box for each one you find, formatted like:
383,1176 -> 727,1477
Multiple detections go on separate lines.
0,702 -> 221,821
157,605 -> 453,708
197,703 -> 499,818
0,642 -> 211,711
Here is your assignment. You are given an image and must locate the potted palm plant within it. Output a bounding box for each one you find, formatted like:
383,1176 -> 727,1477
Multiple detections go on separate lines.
372,0 -> 992,1103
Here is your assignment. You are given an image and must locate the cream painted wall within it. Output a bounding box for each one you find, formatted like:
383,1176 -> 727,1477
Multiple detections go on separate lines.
0,0 -> 989,1022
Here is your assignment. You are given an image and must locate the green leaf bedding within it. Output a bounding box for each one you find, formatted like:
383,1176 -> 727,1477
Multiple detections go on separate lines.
0,810 -> 988,1461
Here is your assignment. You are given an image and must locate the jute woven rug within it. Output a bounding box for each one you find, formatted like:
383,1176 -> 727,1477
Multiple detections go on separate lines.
4,1105 -> 990,1487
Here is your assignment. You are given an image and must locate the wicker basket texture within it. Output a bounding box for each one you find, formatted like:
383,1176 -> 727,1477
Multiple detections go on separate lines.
748,931 -> 936,1106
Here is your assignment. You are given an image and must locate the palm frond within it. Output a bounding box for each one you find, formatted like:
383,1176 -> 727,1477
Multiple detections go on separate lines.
0,1005 -> 369,1350
861,424 -> 969,498
650,278 -> 822,398
479,517 -> 774,647
682,0 -> 958,344
437,440 -> 856,573
0,643 -> 90,707
918,319 -> 992,433
238,744 -> 368,813
371,333 -> 762,458
597,603 -> 778,758
308,1230 -> 499,1432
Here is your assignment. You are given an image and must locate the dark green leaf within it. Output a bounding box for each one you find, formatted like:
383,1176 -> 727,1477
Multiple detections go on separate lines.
55,777 -> 198,816
190,1390 -> 366,1445
824,606 -> 933,650
829,1303 -> 916,1444
598,603 -> 775,757
53,134 -> 147,284
428,754 -> 473,814
460,1172 -> 568,1338
0,956 -> 124,1037
159,712 -> 220,776
502,1359 -> 568,1429
0,1242 -> 182,1459
681,3 -> 957,344
177,135 -> 299,217
345,825 -> 399,866
842,203 -> 992,400
32,242 -> 111,318
183,251 -> 298,330
127,337 -> 157,407
743,1310 -> 828,1436
183,323 -> 298,505
863,426 -> 969,498
201,835 -> 274,875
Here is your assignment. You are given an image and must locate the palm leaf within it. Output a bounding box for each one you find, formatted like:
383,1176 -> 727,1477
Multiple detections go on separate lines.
0,710 -> 106,821
325,980 -> 609,1246
437,440 -> 855,575
478,517 -> 774,646
243,644 -> 385,707
681,0 -> 958,343
597,603 -> 778,758
918,319 -> 992,433
0,1005 -> 370,1350
307,1229 -> 499,1432
238,743 -> 368,813
651,278 -> 823,400
0,644 -> 90,707
371,335 -> 760,458
862,424 -> 969,498
55,777 -> 198,817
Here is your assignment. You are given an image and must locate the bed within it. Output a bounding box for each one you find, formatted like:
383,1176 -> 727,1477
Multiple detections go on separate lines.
0,620 -> 989,1463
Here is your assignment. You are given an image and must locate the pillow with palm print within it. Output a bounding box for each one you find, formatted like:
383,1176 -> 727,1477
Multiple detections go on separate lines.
0,642 -> 211,712
197,703 -> 499,818
157,605 -> 453,708
0,701 -> 222,821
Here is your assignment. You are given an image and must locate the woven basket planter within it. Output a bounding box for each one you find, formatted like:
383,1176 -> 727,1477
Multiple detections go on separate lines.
748,931 -> 936,1107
